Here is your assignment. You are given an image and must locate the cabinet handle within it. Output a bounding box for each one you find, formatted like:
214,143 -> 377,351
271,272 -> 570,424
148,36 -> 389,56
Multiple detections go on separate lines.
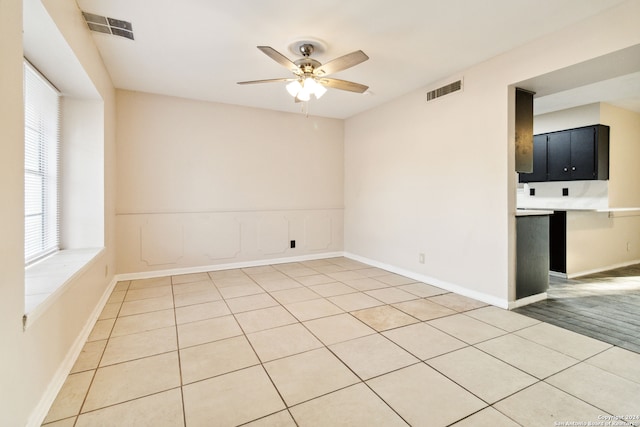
572,166 -> 576,171
563,167 -> 568,172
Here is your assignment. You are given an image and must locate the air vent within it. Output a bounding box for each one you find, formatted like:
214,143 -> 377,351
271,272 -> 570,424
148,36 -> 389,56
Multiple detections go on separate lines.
426,79 -> 463,102
82,12 -> 134,40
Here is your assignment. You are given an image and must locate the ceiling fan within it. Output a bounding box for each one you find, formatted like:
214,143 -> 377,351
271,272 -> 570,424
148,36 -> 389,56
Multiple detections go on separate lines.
237,43 -> 369,102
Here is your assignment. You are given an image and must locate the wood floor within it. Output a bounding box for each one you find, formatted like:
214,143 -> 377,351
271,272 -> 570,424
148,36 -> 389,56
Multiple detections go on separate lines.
515,263 -> 640,354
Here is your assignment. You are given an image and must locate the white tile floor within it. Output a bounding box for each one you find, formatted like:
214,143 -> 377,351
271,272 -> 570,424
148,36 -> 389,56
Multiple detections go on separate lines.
42,257 -> 640,427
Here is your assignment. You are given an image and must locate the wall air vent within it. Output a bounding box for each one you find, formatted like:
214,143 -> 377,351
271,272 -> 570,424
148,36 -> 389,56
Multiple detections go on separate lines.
426,79 -> 463,102
82,12 -> 134,40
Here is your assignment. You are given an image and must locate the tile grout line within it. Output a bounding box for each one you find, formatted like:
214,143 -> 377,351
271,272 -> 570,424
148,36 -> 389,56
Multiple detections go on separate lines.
169,275 -> 188,427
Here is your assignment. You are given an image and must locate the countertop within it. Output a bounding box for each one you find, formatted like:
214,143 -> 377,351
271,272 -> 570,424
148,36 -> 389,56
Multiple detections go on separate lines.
515,209 -> 554,217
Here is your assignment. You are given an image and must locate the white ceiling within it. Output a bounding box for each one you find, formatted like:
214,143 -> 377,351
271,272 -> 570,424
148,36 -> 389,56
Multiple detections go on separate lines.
528,44 -> 640,115
75,0 -> 637,119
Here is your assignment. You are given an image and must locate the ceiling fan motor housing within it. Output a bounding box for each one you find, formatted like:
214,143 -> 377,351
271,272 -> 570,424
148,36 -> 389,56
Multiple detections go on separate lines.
294,58 -> 321,74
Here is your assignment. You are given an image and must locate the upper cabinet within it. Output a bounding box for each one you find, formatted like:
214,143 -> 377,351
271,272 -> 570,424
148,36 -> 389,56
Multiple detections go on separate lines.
521,134 -> 548,183
519,124 -> 609,183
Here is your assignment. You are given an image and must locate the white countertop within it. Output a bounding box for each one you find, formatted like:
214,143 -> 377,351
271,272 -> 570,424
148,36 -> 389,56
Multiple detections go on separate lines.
515,209 -> 554,217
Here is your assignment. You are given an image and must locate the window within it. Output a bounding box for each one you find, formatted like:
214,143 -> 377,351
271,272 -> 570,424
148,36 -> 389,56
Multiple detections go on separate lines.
24,61 -> 60,265
22,1 -> 105,324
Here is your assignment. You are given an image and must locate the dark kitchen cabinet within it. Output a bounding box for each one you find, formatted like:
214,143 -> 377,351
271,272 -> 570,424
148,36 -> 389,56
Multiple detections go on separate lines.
548,125 -> 608,181
571,127 -> 603,180
518,134 -> 548,183
518,124 -> 609,183
546,131 -> 571,181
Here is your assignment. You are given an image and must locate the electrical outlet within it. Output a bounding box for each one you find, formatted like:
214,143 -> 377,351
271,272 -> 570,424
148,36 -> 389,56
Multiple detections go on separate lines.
290,240 -> 296,249
562,188 -> 569,196
627,242 -> 631,252
419,253 -> 425,264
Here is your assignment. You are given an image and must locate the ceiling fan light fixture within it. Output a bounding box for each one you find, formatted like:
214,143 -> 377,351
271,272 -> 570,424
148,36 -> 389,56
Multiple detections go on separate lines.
314,82 -> 327,99
286,80 -> 302,97
287,77 -> 327,100
300,85 -> 313,100
303,77 -> 317,90
298,77 -> 316,100
296,90 -> 311,102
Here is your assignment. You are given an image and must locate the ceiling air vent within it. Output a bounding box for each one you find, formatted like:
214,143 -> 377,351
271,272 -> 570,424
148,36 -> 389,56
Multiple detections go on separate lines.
82,12 -> 134,40
426,79 -> 463,102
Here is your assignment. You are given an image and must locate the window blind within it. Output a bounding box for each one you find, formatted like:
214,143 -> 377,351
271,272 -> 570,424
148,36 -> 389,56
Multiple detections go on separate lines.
24,61 -> 60,265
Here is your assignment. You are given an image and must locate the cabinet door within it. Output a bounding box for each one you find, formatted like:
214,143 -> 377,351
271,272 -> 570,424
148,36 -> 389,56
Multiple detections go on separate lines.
570,127 -> 596,180
530,134 -> 548,182
547,131 -> 571,181
518,135 -> 547,183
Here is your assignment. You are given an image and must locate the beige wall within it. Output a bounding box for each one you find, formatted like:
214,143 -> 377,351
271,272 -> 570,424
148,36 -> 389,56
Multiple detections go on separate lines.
344,0 -> 640,304
115,91 -> 344,273
602,103 -> 640,208
567,211 -> 640,276
345,70 -> 516,304
0,0 -> 116,425
0,0 -> 29,423
569,104 -> 640,276
534,103 -> 601,133
60,98 -> 105,249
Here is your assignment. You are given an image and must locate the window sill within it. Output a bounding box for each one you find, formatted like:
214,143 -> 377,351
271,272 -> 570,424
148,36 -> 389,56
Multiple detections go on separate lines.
24,247 -> 104,330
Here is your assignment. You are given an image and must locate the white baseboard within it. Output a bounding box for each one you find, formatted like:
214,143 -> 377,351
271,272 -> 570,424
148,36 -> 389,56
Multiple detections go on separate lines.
508,292 -> 548,309
567,258 -> 640,279
115,251 -> 345,282
27,276 -> 119,427
118,250 -> 513,310
344,252 -> 510,309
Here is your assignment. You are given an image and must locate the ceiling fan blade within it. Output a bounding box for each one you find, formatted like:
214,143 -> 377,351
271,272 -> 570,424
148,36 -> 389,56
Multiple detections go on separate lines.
319,78 -> 369,93
257,46 -> 301,74
237,78 -> 296,85
314,50 -> 369,76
